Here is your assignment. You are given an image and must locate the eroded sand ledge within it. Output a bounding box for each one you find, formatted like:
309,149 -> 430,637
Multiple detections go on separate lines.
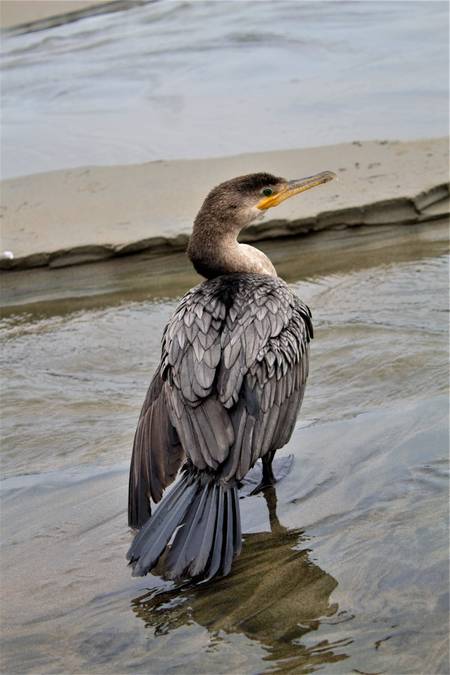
1,138 -> 448,271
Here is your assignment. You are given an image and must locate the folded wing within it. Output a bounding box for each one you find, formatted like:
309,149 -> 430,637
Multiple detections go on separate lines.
128,274 -> 312,527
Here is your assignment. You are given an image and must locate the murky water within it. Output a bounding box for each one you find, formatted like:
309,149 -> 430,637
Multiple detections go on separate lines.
1,0 -> 448,177
1,221 -> 449,674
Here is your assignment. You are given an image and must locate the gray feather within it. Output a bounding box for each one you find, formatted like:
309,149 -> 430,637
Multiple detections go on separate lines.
128,273 -> 312,582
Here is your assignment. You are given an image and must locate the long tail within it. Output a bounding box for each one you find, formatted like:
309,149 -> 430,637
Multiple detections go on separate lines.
127,470 -> 242,582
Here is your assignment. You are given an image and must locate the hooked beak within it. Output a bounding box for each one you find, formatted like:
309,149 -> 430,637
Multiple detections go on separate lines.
257,170 -> 336,210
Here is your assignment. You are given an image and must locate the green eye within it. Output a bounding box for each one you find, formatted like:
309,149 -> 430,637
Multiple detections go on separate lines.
261,187 -> 273,197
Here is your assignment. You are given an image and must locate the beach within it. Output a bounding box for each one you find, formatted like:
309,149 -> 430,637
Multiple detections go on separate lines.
1,134 -> 448,674
0,0 -> 132,30
1,138 -> 449,271
1,1 -> 449,673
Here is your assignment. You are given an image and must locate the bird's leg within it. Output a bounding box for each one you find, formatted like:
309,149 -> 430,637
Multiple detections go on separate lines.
248,451 -> 277,496
238,452 -> 294,497
262,450 -> 276,484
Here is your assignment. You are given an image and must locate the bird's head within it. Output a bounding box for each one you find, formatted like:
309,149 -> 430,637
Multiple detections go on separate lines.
189,169 -> 337,278
194,170 -> 336,233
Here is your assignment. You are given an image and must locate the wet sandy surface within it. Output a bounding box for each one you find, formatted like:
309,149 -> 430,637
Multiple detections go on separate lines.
1,220 -> 448,673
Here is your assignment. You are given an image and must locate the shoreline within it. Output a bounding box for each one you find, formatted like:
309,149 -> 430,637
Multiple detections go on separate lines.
1,219 -> 448,316
0,0 -> 143,33
1,138 -> 448,272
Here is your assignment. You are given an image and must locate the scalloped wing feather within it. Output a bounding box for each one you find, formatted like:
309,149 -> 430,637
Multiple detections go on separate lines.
129,274 -> 313,524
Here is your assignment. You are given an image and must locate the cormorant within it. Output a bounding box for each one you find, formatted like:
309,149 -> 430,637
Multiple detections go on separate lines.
127,169 -> 336,582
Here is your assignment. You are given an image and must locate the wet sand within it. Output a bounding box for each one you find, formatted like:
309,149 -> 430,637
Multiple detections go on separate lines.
1,138 -> 449,270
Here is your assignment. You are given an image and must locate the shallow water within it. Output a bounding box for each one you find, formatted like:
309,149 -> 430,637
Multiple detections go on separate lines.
1,0 -> 449,177
1,221 -> 449,674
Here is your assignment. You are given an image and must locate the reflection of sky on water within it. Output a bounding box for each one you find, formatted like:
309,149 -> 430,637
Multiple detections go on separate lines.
1,1 -> 448,176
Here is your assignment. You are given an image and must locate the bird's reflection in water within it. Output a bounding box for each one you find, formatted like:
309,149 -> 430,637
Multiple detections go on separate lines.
131,488 -> 348,672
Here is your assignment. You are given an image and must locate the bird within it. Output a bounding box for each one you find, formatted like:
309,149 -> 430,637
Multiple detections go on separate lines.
127,169 -> 336,583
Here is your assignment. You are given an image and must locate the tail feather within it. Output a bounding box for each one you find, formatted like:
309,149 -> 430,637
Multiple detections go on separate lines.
127,473 -> 196,575
232,488 -> 242,558
187,484 -> 219,577
164,483 -> 210,580
127,472 -> 242,582
203,485 -> 225,581
220,489 -> 235,578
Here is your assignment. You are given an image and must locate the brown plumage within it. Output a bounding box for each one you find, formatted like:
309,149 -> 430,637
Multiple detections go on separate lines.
127,170 -> 335,582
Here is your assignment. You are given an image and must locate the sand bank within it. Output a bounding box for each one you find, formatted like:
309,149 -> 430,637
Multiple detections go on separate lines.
0,0 -> 142,32
1,138 -> 448,271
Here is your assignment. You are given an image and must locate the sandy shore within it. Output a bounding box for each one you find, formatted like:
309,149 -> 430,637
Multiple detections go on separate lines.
0,0 -> 141,31
1,138 -> 448,271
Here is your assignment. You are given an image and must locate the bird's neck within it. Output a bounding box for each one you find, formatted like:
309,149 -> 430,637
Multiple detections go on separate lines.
188,224 -> 276,280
